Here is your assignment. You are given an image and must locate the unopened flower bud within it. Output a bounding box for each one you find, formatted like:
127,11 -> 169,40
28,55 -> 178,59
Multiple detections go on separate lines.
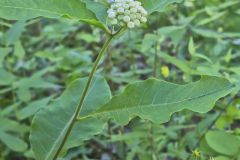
120,22 -> 125,26
130,7 -> 137,13
108,11 -> 116,19
111,18 -> 118,25
140,17 -> 147,23
117,7 -> 124,13
136,13 -> 141,19
141,10 -> 148,16
130,14 -> 137,19
129,2 -> 135,7
116,3 -> 122,7
107,0 -> 148,28
127,21 -> 135,28
135,1 -> 141,6
107,9 -> 114,13
117,15 -> 124,20
123,16 -> 131,22
125,10 -> 131,15
134,19 -> 140,26
123,4 -> 129,9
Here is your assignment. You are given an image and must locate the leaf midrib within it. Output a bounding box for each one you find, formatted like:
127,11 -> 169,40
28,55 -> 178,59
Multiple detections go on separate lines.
44,115 -> 74,160
91,84 -> 234,116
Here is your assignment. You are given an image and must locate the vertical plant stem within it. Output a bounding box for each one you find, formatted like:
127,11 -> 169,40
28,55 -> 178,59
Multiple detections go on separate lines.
151,35 -> 159,159
153,42 -> 158,77
147,122 -> 159,160
74,35 -> 114,117
53,34 -> 114,159
153,18 -> 160,78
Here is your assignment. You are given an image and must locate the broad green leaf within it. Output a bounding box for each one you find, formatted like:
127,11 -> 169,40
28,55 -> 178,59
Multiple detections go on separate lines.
17,87 -> 32,102
18,97 -> 52,120
196,65 -> 222,77
199,133 -> 217,155
0,131 -> 28,152
0,116 -> 29,134
0,102 -> 21,116
141,33 -> 159,52
65,117 -> 105,149
0,0 -> 93,20
0,0 -> 104,28
234,81 -> 240,92
0,21 -> 25,46
191,27 -> 240,38
30,76 -> 111,160
159,53 -> 201,75
214,156 -> 231,160
0,47 -> 11,67
12,67 -> 60,89
0,117 -> 29,152
188,37 -> 196,55
90,76 -> 234,125
24,150 -> 35,159
0,68 -> 15,86
83,0 -> 108,26
14,41 -> 25,58
188,37 -> 212,63
110,132 -> 146,142
196,11 -> 226,26
13,76 -> 59,89
158,26 -> 186,46
205,131 -> 240,156
224,49 -> 232,63
139,0 -> 183,14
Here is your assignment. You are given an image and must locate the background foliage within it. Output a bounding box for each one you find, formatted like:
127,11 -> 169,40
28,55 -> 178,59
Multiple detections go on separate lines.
0,0 -> 240,160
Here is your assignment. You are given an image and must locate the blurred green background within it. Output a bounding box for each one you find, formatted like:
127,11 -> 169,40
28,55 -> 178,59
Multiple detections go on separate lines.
0,0 -> 240,160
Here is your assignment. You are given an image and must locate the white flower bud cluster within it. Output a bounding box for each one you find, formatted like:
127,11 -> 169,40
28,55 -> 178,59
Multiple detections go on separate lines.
107,0 -> 148,29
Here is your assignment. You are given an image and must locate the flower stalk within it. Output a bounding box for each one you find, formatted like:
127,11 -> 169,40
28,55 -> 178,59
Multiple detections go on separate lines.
52,31 -> 122,159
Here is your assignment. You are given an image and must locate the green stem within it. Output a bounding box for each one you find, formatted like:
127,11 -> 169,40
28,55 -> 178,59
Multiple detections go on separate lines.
53,34 -> 115,159
153,42 -> 158,77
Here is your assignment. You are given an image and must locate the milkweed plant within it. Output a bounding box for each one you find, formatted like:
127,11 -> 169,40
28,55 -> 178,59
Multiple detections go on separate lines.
0,0 -> 239,160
